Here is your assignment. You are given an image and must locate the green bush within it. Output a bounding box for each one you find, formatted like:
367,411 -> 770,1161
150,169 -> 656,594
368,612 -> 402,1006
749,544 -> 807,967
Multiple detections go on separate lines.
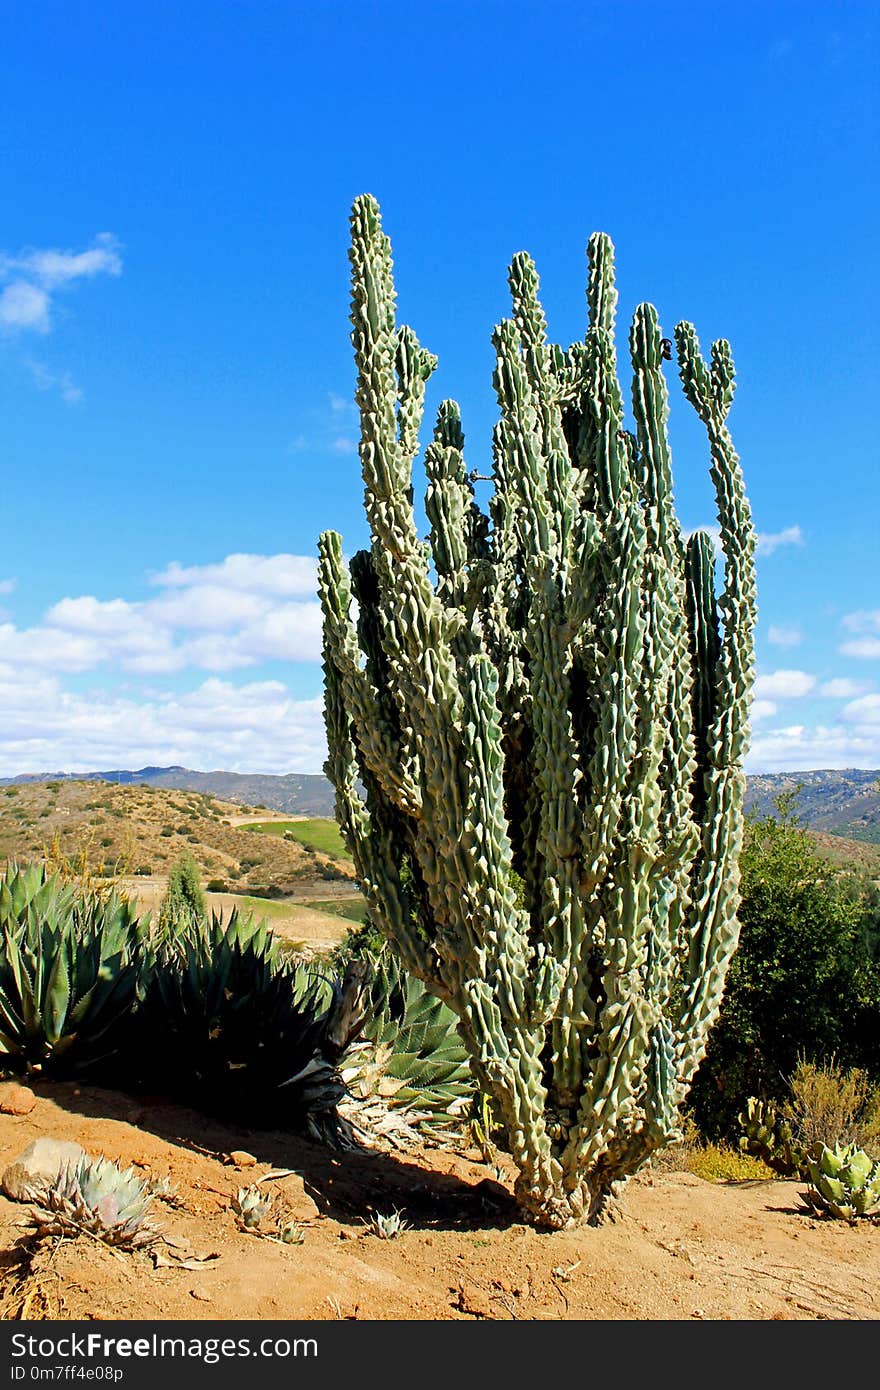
691,794 -> 880,1138
157,852 -> 206,934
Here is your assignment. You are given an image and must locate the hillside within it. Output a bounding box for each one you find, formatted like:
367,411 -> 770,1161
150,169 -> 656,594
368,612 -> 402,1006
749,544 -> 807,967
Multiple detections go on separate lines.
0,766 -> 337,817
0,779 -> 354,900
744,768 -> 880,844
3,764 -> 880,844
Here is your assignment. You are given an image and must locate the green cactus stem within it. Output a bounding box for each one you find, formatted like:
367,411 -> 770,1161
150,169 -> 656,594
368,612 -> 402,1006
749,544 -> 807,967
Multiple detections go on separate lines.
318,196 -> 757,1228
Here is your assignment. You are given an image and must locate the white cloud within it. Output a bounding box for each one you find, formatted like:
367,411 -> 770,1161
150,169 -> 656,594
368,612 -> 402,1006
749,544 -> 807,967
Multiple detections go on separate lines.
746,722 -> 880,772
147,584 -> 267,631
750,699 -> 778,722
841,693 -> 880,727
0,233 -> 122,342
151,553 -> 318,597
0,553 -> 324,682
0,674 -> 327,776
0,579 -> 16,596
767,624 -> 802,649
24,358 -> 83,404
819,678 -> 873,699
840,638 -> 880,659
0,233 -> 122,290
753,669 -> 816,699
0,282 -> 50,333
755,525 -> 804,556
839,610 -> 880,659
842,609 -> 880,633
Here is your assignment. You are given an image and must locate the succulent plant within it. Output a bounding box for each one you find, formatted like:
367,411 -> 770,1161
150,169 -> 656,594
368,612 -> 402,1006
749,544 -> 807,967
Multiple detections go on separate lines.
132,910 -> 367,1141
318,197 -> 757,1226
804,1143 -> 880,1221
29,1154 -> 157,1248
231,1185 -> 272,1230
0,862 -> 147,1073
364,1208 -> 408,1239
738,1097 -> 808,1179
345,950 -> 476,1129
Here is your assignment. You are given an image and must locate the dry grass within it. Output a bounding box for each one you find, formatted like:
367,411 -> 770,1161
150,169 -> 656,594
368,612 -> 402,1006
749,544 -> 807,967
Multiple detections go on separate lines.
782,1058 -> 880,1155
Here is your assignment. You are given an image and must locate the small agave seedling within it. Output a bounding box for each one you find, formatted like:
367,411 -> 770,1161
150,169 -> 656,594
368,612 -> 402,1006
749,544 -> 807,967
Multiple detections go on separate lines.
231,1185 -> 272,1231
279,1220 -> 306,1245
364,1208 -> 409,1240
805,1143 -> 880,1222
31,1155 -> 157,1248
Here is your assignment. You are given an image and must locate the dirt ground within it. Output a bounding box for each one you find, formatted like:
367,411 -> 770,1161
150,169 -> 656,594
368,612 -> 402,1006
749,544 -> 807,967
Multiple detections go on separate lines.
1,1083 -> 877,1322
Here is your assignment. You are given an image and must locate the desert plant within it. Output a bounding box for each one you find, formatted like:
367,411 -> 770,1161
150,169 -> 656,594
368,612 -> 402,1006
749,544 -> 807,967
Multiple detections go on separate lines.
132,910 -> 367,1140
804,1143 -> 880,1222
741,1058 -> 880,1178
738,1097 -> 806,1178
157,851 -> 207,933
364,1208 -> 408,1239
28,1154 -> 157,1248
231,1185 -> 272,1231
344,949 -> 475,1129
317,196 -> 756,1226
0,862 -> 147,1072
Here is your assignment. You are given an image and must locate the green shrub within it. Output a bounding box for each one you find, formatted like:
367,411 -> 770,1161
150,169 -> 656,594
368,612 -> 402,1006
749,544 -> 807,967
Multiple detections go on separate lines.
157,852 -> 206,934
206,878 -> 228,893
691,794 -> 880,1139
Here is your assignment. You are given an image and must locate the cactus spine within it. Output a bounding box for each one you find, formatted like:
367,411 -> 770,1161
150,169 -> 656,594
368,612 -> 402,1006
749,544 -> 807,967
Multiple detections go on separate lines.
318,196 -> 757,1228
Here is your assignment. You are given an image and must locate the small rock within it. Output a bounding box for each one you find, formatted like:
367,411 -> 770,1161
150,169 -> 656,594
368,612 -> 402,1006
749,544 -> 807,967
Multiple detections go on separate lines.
0,1082 -> 36,1116
2,1137 -> 87,1201
453,1282 -> 493,1318
228,1150 -> 258,1168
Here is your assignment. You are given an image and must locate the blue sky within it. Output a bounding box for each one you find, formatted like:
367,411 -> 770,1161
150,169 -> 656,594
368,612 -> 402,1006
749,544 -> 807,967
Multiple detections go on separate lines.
0,0 -> 877,776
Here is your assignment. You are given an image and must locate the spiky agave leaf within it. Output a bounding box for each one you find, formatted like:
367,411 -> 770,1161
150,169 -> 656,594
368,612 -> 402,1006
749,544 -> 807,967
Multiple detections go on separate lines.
31,1154 -> 157,1248
132,909 -> 365,1140
0,862 -> 147,1072
350,950 -> 476,1127
805,1143 -> 880,1221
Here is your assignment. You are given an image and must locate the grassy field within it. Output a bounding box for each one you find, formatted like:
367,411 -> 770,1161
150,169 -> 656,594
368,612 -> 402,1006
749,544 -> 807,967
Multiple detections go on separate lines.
244,817 -> 349,858
299,896 -> 367,923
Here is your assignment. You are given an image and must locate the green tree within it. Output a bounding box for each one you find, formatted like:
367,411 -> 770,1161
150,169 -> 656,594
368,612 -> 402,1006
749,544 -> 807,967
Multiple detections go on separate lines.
158,852 -> 207,935
690,792 -> 880,1138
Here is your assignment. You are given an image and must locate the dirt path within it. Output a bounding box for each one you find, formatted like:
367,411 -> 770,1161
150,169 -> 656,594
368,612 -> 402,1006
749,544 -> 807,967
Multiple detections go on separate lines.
1,1084 -> 877,1321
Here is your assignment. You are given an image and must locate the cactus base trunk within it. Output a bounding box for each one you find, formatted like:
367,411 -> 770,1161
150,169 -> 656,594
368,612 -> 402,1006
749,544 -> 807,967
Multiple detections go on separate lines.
515,1174 -> 628,1230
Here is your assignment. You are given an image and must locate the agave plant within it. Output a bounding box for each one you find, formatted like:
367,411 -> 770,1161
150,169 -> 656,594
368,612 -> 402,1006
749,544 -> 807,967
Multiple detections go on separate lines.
344,948 -> 476,1130
133,909 -> 367,1139
805,1143 -> 880,1221
231,1184 -> 272,1230
0,862 -> 147,1073
363,1208 -> 408,1239
29,1154 -> 157,1248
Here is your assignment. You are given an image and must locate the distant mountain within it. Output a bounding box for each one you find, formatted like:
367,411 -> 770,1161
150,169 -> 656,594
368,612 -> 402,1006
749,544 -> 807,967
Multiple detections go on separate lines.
2,765 -> 879,841
0,766 -> 337,817
744,769 -> 880,844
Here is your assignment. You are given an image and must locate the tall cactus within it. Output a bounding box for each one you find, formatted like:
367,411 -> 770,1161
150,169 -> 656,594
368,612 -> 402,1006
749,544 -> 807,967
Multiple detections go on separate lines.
318,195 -> 756,1228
